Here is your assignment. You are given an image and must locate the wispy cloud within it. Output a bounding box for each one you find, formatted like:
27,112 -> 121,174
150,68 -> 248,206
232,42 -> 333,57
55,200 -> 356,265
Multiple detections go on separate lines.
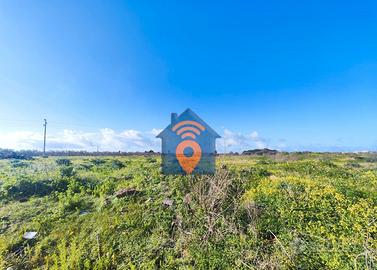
216,129 -> 268,153
0,129 -> 162,152
4,128 -> 366,153
0,127 -> 272,153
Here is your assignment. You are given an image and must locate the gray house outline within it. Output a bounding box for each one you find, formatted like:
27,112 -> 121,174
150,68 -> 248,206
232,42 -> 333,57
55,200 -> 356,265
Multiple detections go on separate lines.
157,108 -> 221,174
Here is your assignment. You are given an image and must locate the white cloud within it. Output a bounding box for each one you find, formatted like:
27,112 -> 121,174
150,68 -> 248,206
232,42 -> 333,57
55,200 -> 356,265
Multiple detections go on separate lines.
0,131 -> 43,150
150,128 -> 163,136
216,129 -> 268,153
0,128 -> 162,152
0,127 -> 286,153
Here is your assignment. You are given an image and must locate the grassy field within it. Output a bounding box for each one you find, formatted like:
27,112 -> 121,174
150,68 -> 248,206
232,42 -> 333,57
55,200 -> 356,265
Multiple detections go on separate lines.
0,153 -> 376,269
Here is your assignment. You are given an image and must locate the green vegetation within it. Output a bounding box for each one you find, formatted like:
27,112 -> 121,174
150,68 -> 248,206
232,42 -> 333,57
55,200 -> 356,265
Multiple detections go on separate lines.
0,153 -> 376,269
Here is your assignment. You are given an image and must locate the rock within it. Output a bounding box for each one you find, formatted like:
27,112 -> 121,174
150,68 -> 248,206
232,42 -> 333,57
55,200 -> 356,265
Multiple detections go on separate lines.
114,188 -> 139,198
242,148 -> 278,156
122,175 -> 133,180
163,198 -> 173,206
79,210 -> 89,216
23,231 -> 37,239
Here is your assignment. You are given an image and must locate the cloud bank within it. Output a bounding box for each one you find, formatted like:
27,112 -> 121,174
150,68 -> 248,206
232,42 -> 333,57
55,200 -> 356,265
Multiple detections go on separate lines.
216,129 -> 268,153
0,129 -> 162,152
0,128 -> 371,153
0,128 -> 275,153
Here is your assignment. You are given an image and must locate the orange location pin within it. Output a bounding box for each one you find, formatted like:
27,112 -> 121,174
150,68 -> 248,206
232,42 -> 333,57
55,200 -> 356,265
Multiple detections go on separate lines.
175,140 -> 202,174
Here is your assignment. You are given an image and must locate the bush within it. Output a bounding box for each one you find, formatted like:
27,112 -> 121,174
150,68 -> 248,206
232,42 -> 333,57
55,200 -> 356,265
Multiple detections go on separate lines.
1,154 -> 376,269
111,159 -> 125,169
91,159 -> 106,166
0,176 -> 69,201
346,161 -> 361,168
10,160 -> 29,168
56,158 -> 72,166
243,176 -> 377,269
57,191 -> 87,214
60,166 -> 76,178
146,157 -> 157,163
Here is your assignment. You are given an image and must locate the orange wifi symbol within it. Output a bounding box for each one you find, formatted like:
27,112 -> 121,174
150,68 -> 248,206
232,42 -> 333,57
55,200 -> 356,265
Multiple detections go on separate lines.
172,121 -> 205,174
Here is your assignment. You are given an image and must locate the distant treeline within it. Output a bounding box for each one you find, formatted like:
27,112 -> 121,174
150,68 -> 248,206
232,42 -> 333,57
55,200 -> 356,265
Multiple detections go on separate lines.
0,149 -> 159,159
2,148 -> 373,160
1,148 -> 281,159
0,148 -> 278,159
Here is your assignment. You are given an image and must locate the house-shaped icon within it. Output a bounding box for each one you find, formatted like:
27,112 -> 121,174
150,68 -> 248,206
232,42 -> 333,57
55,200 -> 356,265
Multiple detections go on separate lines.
157,108 -> 221,174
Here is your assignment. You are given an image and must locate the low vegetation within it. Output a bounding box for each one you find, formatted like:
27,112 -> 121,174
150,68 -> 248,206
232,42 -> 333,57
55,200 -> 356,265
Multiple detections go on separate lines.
0,153 -> 376,269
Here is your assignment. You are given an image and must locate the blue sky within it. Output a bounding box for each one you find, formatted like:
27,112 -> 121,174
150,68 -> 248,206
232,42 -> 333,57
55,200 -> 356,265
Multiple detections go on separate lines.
0,1 -> 377,152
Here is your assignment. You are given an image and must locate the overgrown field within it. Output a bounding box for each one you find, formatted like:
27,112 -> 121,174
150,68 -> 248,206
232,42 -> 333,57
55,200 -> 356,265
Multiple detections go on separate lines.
0,153 -> 376,269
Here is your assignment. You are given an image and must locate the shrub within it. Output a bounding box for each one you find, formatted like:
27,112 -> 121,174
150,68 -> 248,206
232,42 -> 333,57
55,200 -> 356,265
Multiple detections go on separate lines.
57,191 -> 86,214
1,177 -> 51,201
346,161 -> 361,168
56,158 -> 72,166
0,176 -> 70,201
242,176 -> 377,269
91,159 -> 106,166
60,166 -> 76,178
10,160 -> 28,168
111,159 -> 125,169
1,154 -> 376,269
146,157 -> 157,163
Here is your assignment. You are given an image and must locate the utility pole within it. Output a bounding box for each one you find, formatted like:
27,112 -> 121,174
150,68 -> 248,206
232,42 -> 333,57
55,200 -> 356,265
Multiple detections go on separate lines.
43,119 -> 47,157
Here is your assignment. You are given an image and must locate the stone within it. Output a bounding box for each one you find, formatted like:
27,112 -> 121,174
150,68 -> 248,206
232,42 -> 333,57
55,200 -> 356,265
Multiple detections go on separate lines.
163,198 -> 173,206
114,188 -> 139,198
